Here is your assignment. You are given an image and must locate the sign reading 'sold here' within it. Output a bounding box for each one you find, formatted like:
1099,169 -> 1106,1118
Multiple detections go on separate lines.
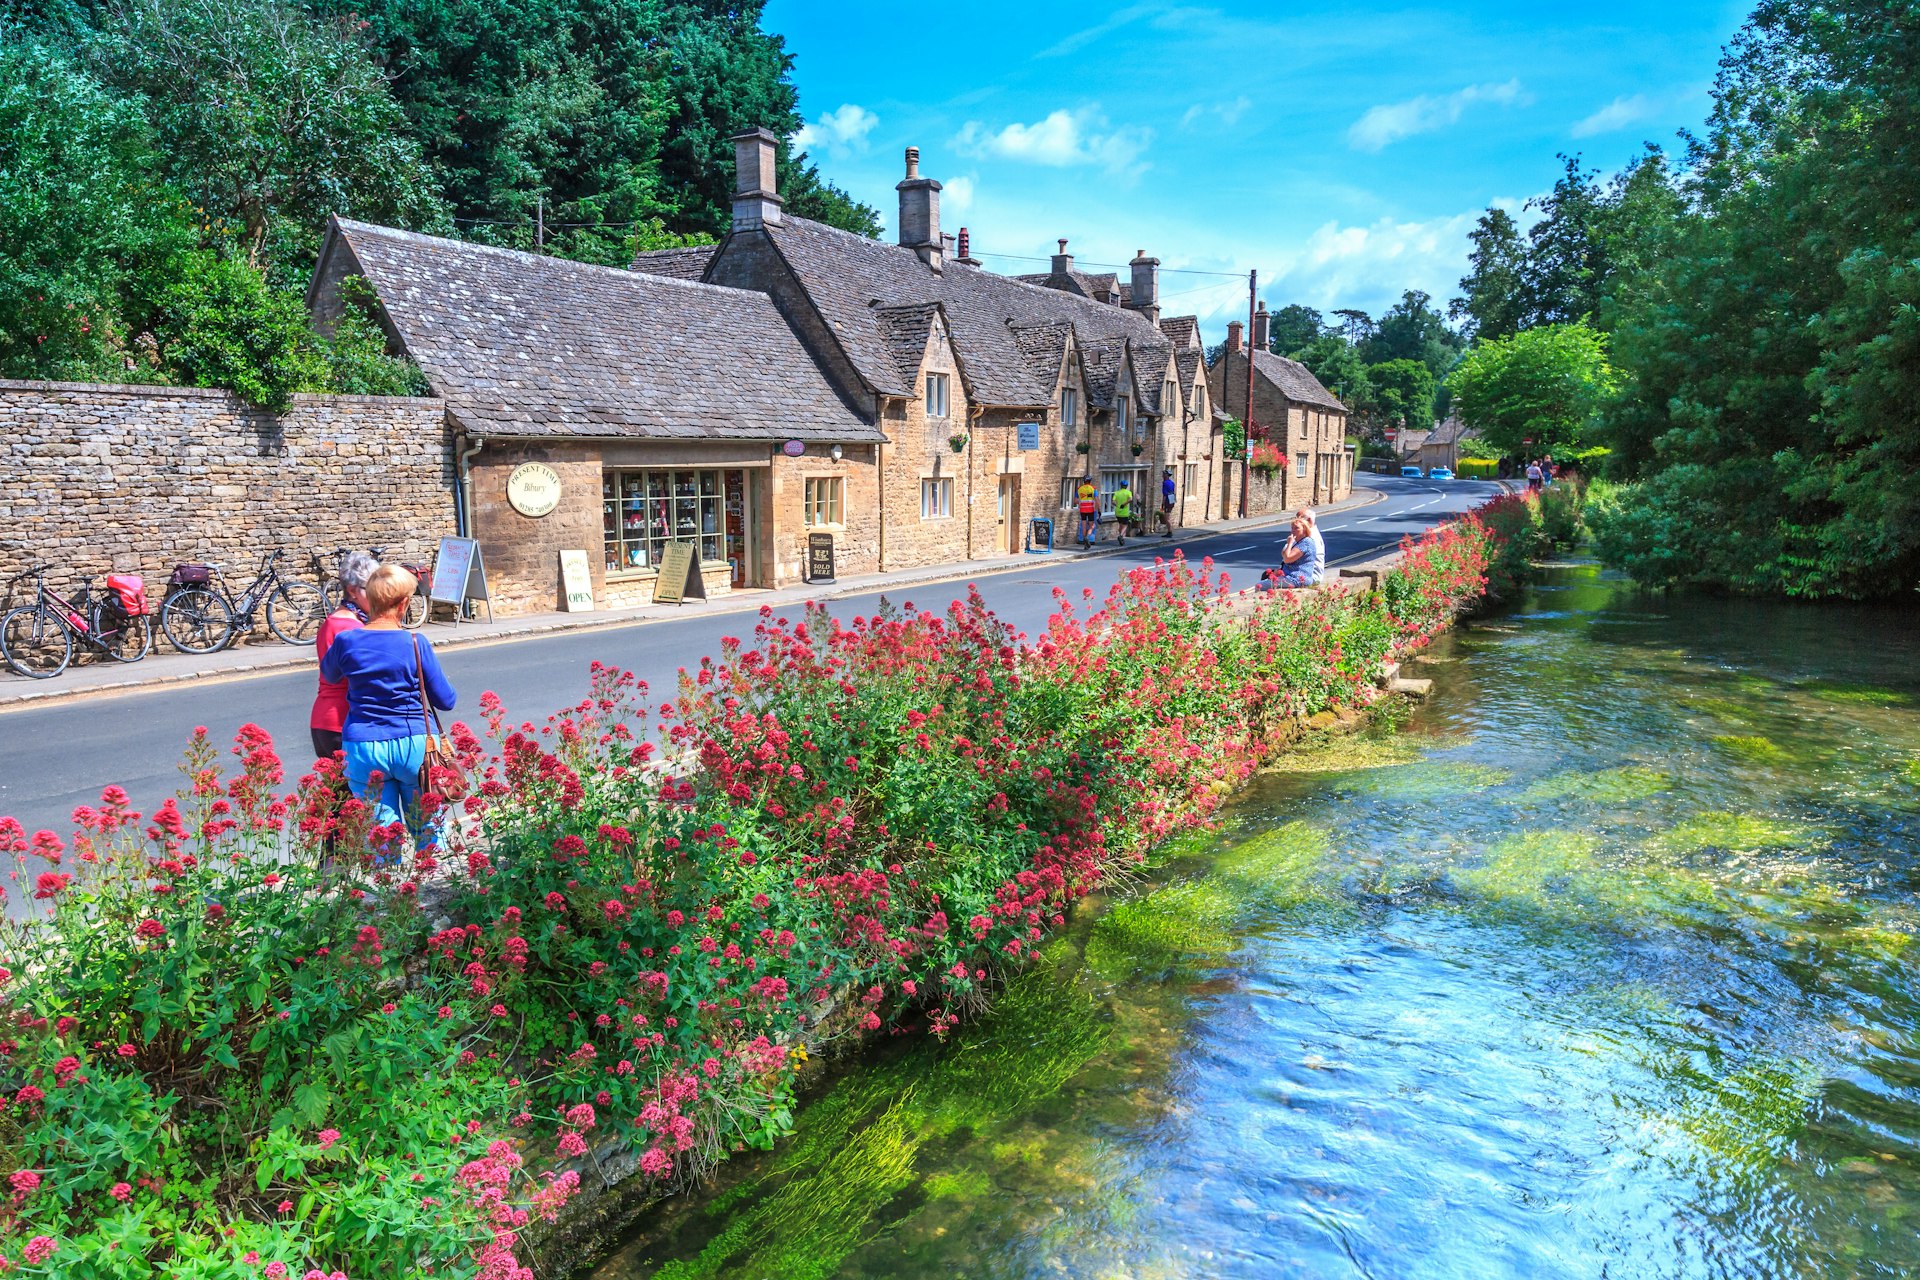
806,532 -> 835,583
506,463 -> 562,518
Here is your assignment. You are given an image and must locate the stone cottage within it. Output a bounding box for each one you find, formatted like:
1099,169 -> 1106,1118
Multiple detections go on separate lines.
1208,303 -> 1354,515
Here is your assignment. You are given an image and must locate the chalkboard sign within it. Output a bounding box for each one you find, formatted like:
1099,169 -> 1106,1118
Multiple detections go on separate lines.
806,532 -> 835,583
1016,421 -> 1040,451
428,537 -> 492,623
651,541 -> 707,605
1026,516 -> 1053,554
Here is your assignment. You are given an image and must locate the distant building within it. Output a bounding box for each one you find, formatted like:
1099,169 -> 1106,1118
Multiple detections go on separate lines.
1207,303 -> 1353,513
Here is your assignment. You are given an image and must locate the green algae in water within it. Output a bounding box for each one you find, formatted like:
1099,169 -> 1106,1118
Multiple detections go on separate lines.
1797,680 -> 1919,709
1675,1057 -> 1824,1177
1450,830 -> 1723,931
1714,734 -> 1792,764
1646,811 -> 1813,856
1515,765 -> 1672,806
646,960 -> 1113,1280
1260,732 -> 1430,775
922,1170 -> 991,1200
1329,760 -> 1511,800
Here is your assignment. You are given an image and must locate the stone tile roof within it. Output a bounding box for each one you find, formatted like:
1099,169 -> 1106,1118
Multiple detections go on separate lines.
1011,322 -> 1071,395
1159,315 -> 1200,350
323,219 -> 879,442
873,303 -> 940,392
1016,268 -> 1122,304
765,217 -> 1174,411
1174,348 -> 1205,399
1253,349 -> 1348,412
627,244 -> 717,280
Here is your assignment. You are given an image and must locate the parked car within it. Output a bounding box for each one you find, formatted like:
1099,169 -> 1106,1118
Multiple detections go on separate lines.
1399,465 -> 1423,478
1428,466 -> 1454,481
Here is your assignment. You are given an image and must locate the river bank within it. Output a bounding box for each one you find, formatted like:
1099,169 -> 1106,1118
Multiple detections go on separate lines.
590,557 -> 1920,1280
0,504 -> 1510,1279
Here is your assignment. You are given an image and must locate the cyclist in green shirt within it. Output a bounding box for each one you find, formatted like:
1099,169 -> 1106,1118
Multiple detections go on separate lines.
1112,478 -> 1134,546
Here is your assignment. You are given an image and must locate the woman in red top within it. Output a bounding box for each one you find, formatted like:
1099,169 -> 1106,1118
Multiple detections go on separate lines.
311,551 -> 378,763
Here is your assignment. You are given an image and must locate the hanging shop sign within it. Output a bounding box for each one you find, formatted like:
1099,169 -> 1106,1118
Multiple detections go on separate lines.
506,463 -> 562,517
1016,421 -> 1041,451
781,440 -> 807,458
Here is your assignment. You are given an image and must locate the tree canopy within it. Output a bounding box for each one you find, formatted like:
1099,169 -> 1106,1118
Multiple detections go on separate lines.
1447,321 -> 1617,459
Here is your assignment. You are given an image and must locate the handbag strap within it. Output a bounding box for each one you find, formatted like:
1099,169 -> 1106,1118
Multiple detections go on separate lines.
412,634 -> 447,738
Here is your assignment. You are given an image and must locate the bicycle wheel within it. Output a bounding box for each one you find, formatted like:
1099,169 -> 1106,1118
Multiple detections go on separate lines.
319,577 -> 342,614
92,601 -> 153,663
2,606 -> 73,679
267,580 -> 326,645
402,584 -> 430,630
162,587 -> 235,654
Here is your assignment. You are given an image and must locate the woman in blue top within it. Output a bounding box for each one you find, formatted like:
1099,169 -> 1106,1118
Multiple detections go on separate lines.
317,563 -> 456,853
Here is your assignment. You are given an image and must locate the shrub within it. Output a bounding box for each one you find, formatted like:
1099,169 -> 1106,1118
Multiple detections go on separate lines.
0,522 -> 1505,1275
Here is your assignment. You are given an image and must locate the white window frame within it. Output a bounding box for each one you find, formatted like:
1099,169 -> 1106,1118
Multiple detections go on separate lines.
925,372 -> 951,420
1098,468 -> 1147,518
1060,386 -> 1078,427
1165,381 -> 1179,423
803,475 -> 844,528
1116,396 -> 1131,438
1293,452 -> 1308,479
1182,461 -> 1199,497
920,476 -> 954,520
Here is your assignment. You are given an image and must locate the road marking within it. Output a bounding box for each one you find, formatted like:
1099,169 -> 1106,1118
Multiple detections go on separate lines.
1212,545 -> 1258,555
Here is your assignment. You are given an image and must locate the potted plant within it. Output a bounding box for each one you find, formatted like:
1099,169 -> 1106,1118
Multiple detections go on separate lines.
1075,441 -> 1091,455
948,432 -> 969,453
1130,443 -> 1144,457
1250,440 -> 1285,477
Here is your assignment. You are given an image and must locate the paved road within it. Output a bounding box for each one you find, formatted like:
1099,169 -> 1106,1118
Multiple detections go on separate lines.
0,475 -> 1497,837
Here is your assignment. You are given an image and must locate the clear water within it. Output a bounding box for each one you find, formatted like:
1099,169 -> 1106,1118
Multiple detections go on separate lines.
588,564 -> 1920,1280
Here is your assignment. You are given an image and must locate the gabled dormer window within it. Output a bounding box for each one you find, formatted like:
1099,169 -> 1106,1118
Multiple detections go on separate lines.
926,372 -> 950,419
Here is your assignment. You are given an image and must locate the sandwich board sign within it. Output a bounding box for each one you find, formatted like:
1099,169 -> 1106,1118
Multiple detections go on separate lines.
651,541 -> 707,605
429,536 -> 492,624
806,532 -> 835,584
558,549 -> 594,612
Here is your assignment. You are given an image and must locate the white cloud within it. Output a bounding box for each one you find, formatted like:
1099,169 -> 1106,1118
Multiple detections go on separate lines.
1347,80 -> 1527,152
1181,95 -> 1254,129
954,108 -> 1152,172
794,104 -> 878,154
1570,93 -> 1658,138
942,174 -> 976,215
1036,3 -> 1160,57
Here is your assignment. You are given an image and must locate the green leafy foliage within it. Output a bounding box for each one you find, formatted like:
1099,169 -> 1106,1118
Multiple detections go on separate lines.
1448,320 -> 1619,459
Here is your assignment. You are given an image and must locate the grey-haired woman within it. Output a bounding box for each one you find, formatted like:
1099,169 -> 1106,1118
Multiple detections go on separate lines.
310,551 -> 378,762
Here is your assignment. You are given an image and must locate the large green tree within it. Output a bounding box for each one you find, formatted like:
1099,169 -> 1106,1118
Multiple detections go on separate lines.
1450,207 -> 1527,342
1366,359 -> 1436,437
1448,320 -> 1618,458
1263,303 -> 1325,356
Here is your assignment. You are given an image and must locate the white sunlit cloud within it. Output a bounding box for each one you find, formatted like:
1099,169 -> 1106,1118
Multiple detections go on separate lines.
954,108 -> 1152,174
1181,96 -> 1254,129
794,103 -> 878,154
1347,79 -> 1528,152
941,174 -> 976,216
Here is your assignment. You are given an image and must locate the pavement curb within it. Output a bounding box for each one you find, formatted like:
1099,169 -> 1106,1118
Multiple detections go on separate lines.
0,488 -> 1389,712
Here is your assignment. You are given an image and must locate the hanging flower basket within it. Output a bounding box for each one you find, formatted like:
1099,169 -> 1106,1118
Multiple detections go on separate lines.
948,433 -> 969,453
1130,443 -> 1144,457
1250,440 -> 1285,477
1075,441 -> 1091,454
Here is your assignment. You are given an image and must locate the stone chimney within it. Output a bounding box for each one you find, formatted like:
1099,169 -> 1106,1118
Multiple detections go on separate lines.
729,128 -> 782,230
1252,300 -> 1270,351
1226,320 -> 1244,354
1051,238 -> 1073,276
897,146 -> 943,272
956,226 -> 980,267
1129,249 -> 1160,322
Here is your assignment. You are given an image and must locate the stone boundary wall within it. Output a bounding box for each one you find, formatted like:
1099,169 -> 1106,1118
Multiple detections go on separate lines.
0,380 -> 455,593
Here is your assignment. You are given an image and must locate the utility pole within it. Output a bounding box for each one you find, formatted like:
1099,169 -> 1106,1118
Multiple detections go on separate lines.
1240,269 -> 1256,518
535,195 -> 545,253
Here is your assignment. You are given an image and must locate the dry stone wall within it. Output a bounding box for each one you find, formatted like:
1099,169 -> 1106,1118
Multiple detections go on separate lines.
0,380 -> 454,592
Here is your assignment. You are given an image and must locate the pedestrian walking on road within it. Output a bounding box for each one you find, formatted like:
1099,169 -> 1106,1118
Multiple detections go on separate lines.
1076,476 -> 1099,548
318,564 -> 457,859
310,551 -> 377,765
1112,477 -> 1135,546
1161,467 -> 1177,539
1526,459 -> 1544,492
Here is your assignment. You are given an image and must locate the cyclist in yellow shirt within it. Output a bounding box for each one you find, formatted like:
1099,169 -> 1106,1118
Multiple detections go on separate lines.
1075,477 -> 1099,547
1112,478 -> 1134,546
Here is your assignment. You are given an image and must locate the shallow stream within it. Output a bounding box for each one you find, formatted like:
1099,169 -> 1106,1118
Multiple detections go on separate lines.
588,563 -> 1920,1280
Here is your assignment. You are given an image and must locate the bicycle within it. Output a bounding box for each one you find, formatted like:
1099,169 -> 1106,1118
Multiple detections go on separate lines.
1,566 -> 154,679
317,545 -> 432,629
157,549 -> 327,654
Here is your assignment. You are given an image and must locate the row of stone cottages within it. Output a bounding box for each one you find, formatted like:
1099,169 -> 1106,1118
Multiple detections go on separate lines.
0,131 -> 1352,616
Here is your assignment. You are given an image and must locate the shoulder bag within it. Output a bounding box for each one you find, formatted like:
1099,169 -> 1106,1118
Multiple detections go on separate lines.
413,635 -> 468,799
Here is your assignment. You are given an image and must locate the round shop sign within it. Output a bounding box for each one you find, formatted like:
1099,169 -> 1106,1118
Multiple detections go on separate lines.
782,439 -> 807,457
506,462 -> 562,518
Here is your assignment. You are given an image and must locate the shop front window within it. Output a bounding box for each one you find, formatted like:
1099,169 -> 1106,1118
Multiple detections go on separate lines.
602,468 -> 727,572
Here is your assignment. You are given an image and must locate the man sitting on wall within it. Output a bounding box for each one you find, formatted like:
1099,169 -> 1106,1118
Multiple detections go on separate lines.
1258,508 -> 1325,590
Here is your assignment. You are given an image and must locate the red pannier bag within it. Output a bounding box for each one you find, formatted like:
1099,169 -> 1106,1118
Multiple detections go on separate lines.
106,573 -> 150,617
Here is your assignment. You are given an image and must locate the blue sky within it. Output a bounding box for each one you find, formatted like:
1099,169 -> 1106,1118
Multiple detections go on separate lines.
766,0 -> 1749,333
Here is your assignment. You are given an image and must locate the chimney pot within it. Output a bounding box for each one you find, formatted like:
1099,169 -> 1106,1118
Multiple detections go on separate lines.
1251,300 -> 1271,352
1129,248 -> 1161,323
896,145 -> 943,270
1051,238 -> 1073,276
728,128 -> 782,230
1226,320 -> 1244,354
